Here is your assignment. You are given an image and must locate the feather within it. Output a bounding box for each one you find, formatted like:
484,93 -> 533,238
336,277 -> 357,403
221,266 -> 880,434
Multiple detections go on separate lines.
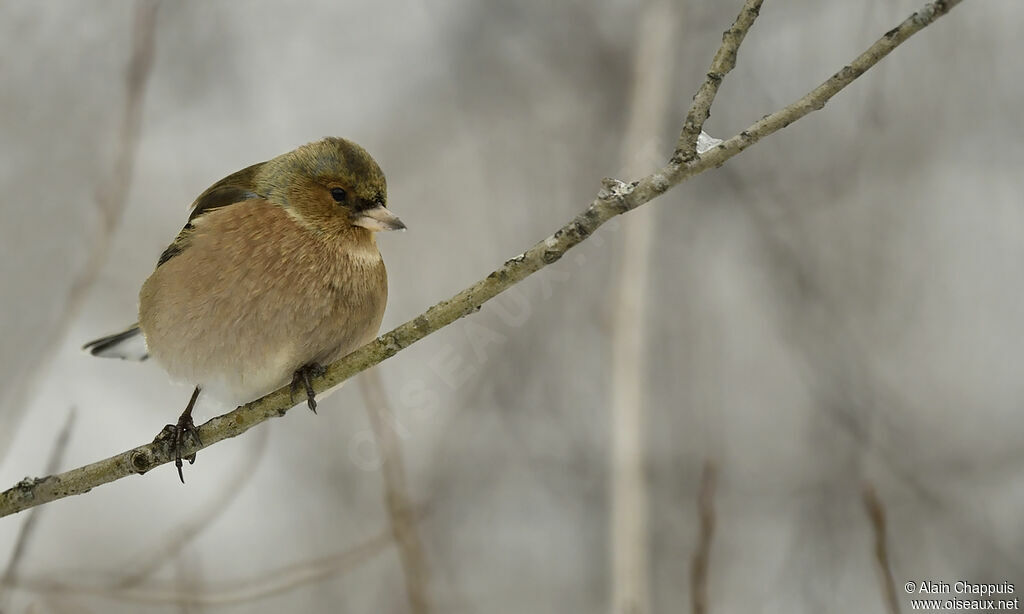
82,325 -> 149,361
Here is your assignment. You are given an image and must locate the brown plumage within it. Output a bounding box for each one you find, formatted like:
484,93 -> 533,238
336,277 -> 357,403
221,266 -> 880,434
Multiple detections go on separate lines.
140,200 -> 388,402
84,137 -> 405,481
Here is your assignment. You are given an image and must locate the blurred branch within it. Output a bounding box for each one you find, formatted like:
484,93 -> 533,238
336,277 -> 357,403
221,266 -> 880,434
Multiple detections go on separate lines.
111,426 -> 268,588
0,409 -> 76,606
0,0 -> 159,468
95,0 -> 160,228
863,485 -> 901,614
358,369 -> 432,614
690,462 -> 717,614
10,530 -> 393,607
65,0 -> 159,348
172,554 -> 202,614
609,1 -> 677,612
0,0 -> 965,519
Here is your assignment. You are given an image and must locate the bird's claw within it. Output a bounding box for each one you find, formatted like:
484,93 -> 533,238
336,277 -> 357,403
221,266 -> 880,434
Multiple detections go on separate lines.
291,363 -> 326,414
172,412 -> 201,484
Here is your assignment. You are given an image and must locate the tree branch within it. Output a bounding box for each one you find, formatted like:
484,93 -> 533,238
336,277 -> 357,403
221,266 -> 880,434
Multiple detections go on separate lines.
674,0 -> 763,164
0,0 -> 965,519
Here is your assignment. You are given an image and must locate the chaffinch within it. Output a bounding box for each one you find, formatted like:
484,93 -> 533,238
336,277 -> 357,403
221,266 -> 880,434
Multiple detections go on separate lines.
84,137 -> 405,481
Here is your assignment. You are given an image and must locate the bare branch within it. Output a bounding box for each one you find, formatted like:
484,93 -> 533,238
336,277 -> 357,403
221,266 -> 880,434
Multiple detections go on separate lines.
863,485 -> 901,614
689,462 -> 717,614
0,0 -> 966,519
674,0 -> 764,163
684,0 -> 964,179
358,369 -> 432,614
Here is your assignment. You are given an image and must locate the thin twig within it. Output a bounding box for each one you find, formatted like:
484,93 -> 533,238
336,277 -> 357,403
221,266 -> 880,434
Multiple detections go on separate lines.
690,462 -> 717,614
358,368 -> 432,614
610,1 -> 676,612
863,485 -> 900,614
0,409 -> 76,604
674,0 -> 764,163
0,0 -> 966,519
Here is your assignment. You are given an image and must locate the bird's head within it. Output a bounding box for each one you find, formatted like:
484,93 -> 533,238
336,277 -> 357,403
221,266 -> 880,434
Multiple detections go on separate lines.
255,137 -> 405,235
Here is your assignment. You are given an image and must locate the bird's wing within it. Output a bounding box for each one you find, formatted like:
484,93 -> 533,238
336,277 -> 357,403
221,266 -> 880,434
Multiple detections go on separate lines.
156,161 -> 267,268
88,164 -> 273,358
186,161 -> 266,221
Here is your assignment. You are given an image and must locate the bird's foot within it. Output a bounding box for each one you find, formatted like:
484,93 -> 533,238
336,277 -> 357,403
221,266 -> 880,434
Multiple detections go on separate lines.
158,386 -> 202,484
291,363 -> 326,414
172,412 -> 201,483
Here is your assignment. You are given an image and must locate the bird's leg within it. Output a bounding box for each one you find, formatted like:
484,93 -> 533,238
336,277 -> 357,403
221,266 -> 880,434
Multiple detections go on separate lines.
172,386 -> 202,483
290,363 -> 326,414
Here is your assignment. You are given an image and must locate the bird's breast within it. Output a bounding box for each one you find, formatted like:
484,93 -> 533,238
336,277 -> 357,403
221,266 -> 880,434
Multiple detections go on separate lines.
138,200 -> 388,403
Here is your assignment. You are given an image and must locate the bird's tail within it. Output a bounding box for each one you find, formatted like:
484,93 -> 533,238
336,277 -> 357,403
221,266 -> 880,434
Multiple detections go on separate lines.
82,324 -> 149,361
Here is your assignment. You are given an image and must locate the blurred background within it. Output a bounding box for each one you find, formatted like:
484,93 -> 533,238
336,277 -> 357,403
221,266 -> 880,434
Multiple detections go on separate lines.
1,0 -> 1021,612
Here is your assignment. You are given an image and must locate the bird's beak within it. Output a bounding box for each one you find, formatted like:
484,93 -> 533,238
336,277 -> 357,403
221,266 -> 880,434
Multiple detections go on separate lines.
352,205 -> 407,232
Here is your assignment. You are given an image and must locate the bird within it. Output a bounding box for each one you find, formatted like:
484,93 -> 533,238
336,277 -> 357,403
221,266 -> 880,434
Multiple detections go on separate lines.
83,137 -> 406,482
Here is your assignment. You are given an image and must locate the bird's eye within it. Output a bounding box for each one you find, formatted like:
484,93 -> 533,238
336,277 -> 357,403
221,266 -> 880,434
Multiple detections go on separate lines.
330,188 -> 347,203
